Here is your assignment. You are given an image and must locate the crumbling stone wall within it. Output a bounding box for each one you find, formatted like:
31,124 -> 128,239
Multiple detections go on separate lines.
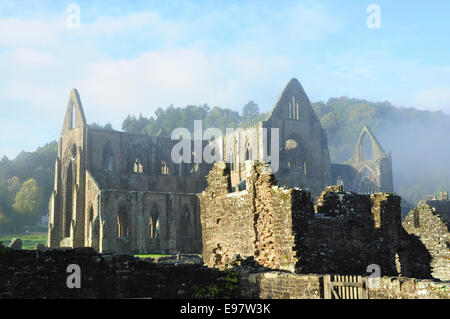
403,200 -> 450,281
199,161 -> 313,272
296,188 -> 402,275
0,247 -> 446,299
0,247 -> 223,299
198,162 -> 255,267
200,162 -> 433,279
238,271 -> 449,299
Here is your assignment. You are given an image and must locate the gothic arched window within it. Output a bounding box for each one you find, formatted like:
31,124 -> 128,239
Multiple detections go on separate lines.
149,203 -> 160,238
180,204 -> 193,237
117,207 -> 129,238
133,158 -> 144,173
102,144 -> 114,171
161,161 -> 169,175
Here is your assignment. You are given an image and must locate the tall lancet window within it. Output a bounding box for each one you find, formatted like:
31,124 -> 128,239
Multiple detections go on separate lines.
102,144 -> 114,171
117,207 -> 129,238
133,158 -> 144,173
289,96 -> 299,120
149,203 -> 160,238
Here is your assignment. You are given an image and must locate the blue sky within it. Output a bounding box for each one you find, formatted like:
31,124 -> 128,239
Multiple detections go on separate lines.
0,0 -> 449,159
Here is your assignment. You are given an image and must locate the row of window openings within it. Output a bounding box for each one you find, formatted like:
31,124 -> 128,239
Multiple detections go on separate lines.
132,159 -> 196,175
117,213 -> 160,238
104,155 -> 170,175
117,214 -> 192,238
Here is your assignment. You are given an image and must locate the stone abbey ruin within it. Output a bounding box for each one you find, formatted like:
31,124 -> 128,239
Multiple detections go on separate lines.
42,78 -> 449,296
48,78 -> 394,254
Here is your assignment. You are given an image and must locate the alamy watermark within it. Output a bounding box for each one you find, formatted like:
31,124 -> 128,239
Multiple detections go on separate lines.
66,3 -> 81,29
367,4 -> 381,29
367,263 -> 381,288
66,264 -> 81,288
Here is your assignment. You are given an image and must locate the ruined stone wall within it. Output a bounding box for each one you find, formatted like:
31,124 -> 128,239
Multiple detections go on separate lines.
200,163 -> 433,279
259,186 -> 313,272
199,162 -> 256,267
0,248 -> 447,299
238,271 -> 449,299
48,124 -> 87,249
87,128 -> 209,193
296,189 -> 400,276
0,248 -> 222,299
403,201 -> 450,281
84,171 -> 101,249
97,190 -> 201,254
199,161 -> 316,272
50,95 -> 209,254
239,271 -> 322,299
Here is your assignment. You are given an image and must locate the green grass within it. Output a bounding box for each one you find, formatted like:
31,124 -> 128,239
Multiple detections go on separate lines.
0,232 -> 47,249
134,254 -> 172,259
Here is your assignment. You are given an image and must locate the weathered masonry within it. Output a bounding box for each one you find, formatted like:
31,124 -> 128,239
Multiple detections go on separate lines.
48,77 -> 393,254
48,90 -> 212,253
199,161 -> 432,279
0,247 -> 448,299
403,195 -> 450,281
218,78 -> 393,197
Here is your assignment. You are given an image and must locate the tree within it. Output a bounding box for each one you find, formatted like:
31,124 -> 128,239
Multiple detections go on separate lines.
0,210 -> 10,232
89,122 -> 114,131
242,101 -> 266,127
121,115 -> 139,134
242,100 -> 259,120
12,178 -> 44,226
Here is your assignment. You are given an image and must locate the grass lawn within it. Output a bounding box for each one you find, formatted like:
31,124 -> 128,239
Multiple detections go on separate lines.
134,254 -> 172,258
0,232 -> 47,249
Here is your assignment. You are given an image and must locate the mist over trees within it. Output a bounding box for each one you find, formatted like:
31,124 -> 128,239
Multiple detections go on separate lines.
312,97 -> 450,206
0,142 -> 56,232
0,97 -> 449,232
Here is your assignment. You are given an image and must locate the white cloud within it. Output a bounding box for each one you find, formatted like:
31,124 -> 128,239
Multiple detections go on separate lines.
76,46 -> 293,129
412,88 -> 450,113
0,17 -> 64,47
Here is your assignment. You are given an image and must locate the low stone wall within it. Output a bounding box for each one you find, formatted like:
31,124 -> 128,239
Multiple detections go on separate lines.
239,271 -> 322,299
1,247 -> 448,299
368,276 -> 449,299
238,271 -> 449,299
0,247 -> 225,299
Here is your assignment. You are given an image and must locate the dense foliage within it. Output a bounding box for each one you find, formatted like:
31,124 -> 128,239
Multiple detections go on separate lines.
0,97 -> 449,232
0,142 -> 56,232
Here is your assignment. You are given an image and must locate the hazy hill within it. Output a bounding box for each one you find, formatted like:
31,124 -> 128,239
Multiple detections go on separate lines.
312,97 -> 450,205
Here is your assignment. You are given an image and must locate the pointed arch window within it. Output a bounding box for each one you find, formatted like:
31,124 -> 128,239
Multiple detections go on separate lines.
288,96 -> 300,120
149,203 -> 160,238
71,145 -> 77,161
102,144 -> 114,171
117,207 -> 129,238
133,158 -> 144,173
180,204 -> 193,237
87,205 -> 94,240
71,103 -> 75,129
63,161 -> 74,238
245,143 -> 250,161
161,161 -> 169,175
360,133 -> 374,161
